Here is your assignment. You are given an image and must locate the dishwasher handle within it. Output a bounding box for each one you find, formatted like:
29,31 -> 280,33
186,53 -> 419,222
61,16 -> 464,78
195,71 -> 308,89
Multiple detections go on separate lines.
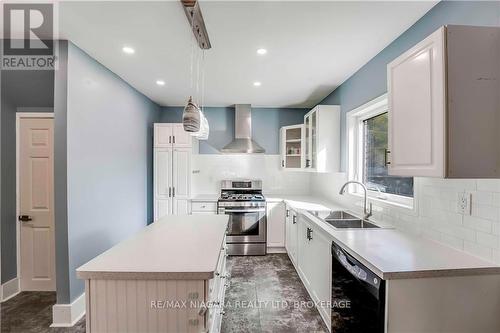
331,241 -> 383,294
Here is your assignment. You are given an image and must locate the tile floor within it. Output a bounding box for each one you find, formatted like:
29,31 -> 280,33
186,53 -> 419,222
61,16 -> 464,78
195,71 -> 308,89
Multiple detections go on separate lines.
221,254 -> 328,333
0,254 -> 326,333
0,292 -> 85,333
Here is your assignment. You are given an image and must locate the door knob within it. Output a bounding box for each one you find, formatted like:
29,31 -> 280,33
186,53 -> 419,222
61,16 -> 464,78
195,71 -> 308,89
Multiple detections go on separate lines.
18,215 -> 33,222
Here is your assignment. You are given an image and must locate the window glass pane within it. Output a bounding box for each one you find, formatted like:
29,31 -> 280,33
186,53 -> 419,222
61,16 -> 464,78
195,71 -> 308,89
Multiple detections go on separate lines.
363,113 -> 413,197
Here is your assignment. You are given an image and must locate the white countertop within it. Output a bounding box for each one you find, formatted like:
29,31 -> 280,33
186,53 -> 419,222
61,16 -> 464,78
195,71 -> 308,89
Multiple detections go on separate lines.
269,194 -> 500,280
77,215 -> 229,280
190,194 -> 219,201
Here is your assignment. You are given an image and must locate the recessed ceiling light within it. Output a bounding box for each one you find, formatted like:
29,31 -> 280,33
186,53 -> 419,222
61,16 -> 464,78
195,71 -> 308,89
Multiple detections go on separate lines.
156,80 -> 166,86
122,46 -> 135,54
253,81 -> 262,87
256,48 -> 267,55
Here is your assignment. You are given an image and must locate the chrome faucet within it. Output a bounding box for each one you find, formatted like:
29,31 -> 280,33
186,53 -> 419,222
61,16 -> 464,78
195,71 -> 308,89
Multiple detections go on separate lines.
339,181 -> 373,220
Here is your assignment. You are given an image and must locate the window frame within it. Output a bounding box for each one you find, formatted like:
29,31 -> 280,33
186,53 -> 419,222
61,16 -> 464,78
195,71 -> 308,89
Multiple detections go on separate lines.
347,94 -> 415,209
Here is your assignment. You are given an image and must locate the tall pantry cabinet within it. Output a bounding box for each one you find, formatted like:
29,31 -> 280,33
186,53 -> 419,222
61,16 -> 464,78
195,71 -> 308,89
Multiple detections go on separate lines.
154,124 -> 193,220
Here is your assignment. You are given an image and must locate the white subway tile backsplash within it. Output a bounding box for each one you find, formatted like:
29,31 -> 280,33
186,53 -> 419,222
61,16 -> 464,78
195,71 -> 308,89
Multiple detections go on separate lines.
463,215 -> 493,233
471,203 -> 499,221
477,179 -> 500,192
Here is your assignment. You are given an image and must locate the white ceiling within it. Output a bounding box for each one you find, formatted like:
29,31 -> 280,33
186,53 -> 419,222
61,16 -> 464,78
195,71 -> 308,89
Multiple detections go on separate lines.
58,1 -> 437,108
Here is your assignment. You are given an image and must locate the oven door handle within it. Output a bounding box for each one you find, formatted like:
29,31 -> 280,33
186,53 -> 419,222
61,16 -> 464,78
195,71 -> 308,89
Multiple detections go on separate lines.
223,209 -> 266,213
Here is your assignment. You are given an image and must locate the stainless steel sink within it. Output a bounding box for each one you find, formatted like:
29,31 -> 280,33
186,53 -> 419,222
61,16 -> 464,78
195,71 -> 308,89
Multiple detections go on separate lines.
325,219 -> 379,229
324,211 -> 359,221
307,210 -> 380,229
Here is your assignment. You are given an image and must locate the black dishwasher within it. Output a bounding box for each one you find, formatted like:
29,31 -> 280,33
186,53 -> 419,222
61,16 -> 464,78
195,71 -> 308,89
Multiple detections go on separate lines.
331,241 -> 385,333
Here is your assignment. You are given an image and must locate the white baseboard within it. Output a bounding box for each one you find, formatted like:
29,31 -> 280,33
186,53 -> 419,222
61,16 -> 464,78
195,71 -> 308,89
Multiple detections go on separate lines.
267,247 -> 287,254
1,277 -> 20,302
51,292 -> 86,327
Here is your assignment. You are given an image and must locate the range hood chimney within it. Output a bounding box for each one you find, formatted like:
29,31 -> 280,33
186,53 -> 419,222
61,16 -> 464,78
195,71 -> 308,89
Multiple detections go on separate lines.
220,104 -> 265,154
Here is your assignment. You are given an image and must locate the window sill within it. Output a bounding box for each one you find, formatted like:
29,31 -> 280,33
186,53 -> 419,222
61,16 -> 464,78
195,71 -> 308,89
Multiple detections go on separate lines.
348,191 -> 415,211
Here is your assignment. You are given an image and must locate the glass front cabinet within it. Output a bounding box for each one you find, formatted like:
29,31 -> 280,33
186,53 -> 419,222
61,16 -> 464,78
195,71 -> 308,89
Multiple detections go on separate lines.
280,105 -> 341,173
280,124 -> 305,170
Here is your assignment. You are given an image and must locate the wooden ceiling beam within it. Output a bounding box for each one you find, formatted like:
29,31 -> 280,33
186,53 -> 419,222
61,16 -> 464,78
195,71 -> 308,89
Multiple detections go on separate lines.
180,0 -> 211,50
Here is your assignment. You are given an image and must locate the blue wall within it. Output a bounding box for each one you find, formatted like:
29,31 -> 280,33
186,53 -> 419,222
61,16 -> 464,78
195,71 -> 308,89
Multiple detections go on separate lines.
55,42 -> 160,303
1,68 -> 55,283
319,1 -> 500,171
159,106 -> 308,154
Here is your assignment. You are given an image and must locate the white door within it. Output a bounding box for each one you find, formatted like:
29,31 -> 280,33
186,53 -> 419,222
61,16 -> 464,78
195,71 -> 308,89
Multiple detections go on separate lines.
387,27 -> 446,177
19,117 -> 56,291
266,202 -> 285,248
154,148 -> 172,220
172,124 -> 192,148
154,124 -> 173,148
172,148 -> 191,215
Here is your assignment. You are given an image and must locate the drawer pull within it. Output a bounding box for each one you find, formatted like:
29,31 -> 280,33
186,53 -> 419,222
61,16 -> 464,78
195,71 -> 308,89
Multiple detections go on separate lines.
220,310 -> 226,316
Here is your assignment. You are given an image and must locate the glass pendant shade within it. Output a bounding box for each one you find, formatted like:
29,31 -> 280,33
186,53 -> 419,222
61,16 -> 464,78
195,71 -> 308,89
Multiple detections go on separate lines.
182,96 -> 201,133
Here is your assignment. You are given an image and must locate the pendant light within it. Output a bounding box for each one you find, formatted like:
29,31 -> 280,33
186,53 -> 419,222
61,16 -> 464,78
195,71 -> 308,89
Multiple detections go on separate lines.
182,1 -> 209,140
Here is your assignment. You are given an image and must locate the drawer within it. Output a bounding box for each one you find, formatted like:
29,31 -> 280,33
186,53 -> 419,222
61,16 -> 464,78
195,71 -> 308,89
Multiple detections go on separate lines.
191,201 -> 217,212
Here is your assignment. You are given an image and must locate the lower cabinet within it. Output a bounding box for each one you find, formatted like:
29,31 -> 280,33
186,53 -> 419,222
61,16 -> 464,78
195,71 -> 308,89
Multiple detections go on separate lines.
190,200 -> 218,215
266,201 -> 286,250
206,241 -> 229,333
295,214 -> 332,332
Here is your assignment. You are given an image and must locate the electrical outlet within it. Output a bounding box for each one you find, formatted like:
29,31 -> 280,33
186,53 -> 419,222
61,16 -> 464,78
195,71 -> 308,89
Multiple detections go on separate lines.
457,192 -> 471,215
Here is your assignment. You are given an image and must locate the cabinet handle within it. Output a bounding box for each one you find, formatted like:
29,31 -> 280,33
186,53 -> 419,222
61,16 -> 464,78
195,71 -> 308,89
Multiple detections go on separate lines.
173,187 -> 175,197
306,159 -> 310,168
169,187 -> 172,197
306,227 -> 313,240
293,215 -> 297,224
286,209 -> 290,217
282,160 -> 285,167
173,136 -> 176,144
384,148 -> 391,166
169,136 -> 172,144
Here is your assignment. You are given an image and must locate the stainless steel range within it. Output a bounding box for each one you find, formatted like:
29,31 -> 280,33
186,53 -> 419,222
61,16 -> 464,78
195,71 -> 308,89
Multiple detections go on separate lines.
218,180 -> 266,256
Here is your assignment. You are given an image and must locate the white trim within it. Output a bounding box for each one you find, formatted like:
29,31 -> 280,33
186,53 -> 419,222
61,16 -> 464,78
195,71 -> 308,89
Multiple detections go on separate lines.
1,277 -> 20,302
51,293 -> 86,327
346,95 -> 416,211
267,247 -> 287,254
15,111 -> 55,289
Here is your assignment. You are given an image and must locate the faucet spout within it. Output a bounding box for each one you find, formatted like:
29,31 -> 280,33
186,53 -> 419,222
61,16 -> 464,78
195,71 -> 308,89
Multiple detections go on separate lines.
339,181 -> 373,220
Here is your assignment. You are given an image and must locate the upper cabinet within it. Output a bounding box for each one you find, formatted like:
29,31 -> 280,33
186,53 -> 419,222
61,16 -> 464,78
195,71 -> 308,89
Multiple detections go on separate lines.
304,105 -> 340,173
388,25 -> 500,178
280,124 -> 305,170
154,123 -> 192,148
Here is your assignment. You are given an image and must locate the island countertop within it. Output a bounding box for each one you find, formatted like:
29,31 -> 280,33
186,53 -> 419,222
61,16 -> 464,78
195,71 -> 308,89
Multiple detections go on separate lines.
76,215 -> 229,280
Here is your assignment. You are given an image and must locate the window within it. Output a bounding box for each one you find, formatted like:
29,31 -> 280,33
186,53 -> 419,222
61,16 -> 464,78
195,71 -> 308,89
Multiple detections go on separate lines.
363,113 -> 413,197
347,94 -> 414,208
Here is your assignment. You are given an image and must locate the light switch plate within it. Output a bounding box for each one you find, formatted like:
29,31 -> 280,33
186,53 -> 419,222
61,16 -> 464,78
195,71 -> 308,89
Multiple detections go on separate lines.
457,192 -> 471,215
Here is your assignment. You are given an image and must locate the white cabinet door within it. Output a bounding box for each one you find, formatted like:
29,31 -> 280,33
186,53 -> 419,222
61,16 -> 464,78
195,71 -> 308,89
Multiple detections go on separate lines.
172,123 -> 192,148
266,201 -> 286,248
387,27 -> 446,177
285,206 -> 291,252
172,148 -> 191,215
154,124 -> 173,148
308,223 -> 332,330
154,149 -> 172,220
173,199 -> 190,215
289,211 -> 299,265
297,216 -> 313,290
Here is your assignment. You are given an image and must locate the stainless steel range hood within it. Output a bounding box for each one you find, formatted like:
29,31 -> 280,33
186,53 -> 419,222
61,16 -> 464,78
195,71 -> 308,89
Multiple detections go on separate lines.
220,104 -> 265,154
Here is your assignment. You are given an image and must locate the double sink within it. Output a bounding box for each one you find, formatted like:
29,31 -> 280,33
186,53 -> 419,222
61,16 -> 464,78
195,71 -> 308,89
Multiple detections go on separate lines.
307,210 -> 380,229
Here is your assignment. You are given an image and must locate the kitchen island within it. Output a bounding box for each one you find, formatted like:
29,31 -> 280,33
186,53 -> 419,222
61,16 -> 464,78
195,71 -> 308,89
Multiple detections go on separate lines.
77,214 -> 229,333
